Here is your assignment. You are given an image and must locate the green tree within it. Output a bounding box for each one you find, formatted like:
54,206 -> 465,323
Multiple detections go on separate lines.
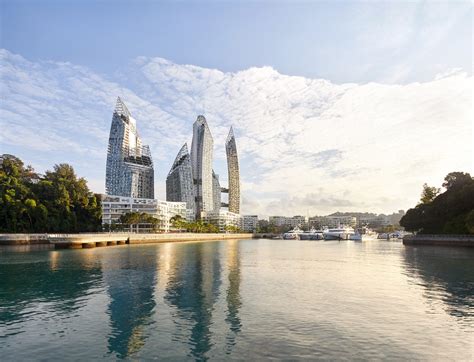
419,183 -> 440,204
465,210 -> 474,234
0,155 -> 101,233
401,172 -> 474,234
119,211 -> 160,232
442,172 -> 472,190
170,214 -> 186,231
225,225 -> 241,233
0,155 -> 40,232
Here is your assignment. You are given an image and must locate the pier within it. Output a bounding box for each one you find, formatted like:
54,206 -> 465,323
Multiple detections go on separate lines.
0,233 -> 254,249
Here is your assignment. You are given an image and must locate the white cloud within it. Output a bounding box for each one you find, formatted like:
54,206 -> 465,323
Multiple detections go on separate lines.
1,49 -> 472,217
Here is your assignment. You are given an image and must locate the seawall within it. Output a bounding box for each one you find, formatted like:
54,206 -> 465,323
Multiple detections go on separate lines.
403,234 -> 474,247
0,234 -> 49,245
0,233 -> 254,249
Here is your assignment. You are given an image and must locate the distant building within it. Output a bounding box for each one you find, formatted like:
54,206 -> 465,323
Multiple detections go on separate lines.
202,210 -> 242,233
309,215 -> 356,228
359,215 -> 391,228
269,216 -> 307,228
105,97 -> 154,199
212,170 -> 221,212
389,210 -> 405,225
326,215 -> 357,228
225,127 -> 240,214
101,195 -> 187,233
166,143 -> 195,214
242,215 -> 258,232
191,115 -> 214,218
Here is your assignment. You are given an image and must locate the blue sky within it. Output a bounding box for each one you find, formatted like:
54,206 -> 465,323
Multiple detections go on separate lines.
1,1 -> 472,216
2,1 -> 471,83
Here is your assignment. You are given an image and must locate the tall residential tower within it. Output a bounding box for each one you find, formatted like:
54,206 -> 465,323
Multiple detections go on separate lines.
105,97 -> 154,199
166,143 -> 195,212
212,170 -> 221,212
226,127 -> 240,214
190,115 -> 214,217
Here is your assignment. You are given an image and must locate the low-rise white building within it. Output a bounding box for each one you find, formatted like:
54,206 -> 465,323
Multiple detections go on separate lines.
202,210 -> 242,233
242,215 -> 258,232
269,215 -> 307,228
325,215 -> 357,228
309,215 -> 357,229
101,195 -> 187,232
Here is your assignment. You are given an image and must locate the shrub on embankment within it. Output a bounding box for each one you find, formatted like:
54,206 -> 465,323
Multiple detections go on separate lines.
0,154 -> 101,233
400,172 -> 474,234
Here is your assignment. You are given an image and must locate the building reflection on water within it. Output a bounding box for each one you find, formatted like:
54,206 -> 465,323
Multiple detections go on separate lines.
402,246 -> 474,322
164,241 -> 222,360
102,248 -> 157,358
224,239 -> 242,353
0,241 -> 244,359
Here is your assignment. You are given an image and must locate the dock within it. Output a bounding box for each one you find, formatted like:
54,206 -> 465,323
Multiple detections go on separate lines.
1,233 -> 254,249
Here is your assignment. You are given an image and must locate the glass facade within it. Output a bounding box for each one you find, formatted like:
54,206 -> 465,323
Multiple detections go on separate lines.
190,115 -> 214,218
225,127 -> 240,214
212,170 -> 221,212
105,97 -> 154,199
166,143 -> 195,212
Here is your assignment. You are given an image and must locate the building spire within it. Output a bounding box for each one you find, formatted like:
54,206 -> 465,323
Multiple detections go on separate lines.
169,143 -> 190,174
114,96 -> 131,118
226,126 -> 235,144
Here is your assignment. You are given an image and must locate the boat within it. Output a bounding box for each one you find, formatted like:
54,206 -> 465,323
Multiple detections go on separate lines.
299,228 -> 324,240
323,226 -> 356,240
349,233 -> 362,241
351,227 -> 376,241
282,226 -> 303,240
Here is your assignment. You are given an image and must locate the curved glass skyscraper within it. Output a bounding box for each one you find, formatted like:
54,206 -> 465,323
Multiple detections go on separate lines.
190,115 -> 214,217
105,97 -> 154,199
226,127 -> 240,214
212,170 -> 221,212
166,143 -> 195,212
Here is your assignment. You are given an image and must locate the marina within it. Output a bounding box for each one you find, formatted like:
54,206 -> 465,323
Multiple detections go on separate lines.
282,225 -> 386,241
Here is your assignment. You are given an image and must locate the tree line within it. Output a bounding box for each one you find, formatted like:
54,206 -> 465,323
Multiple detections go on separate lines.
0,155 -> 101,233
400,172 -> 474,234
169,215 -> 242,233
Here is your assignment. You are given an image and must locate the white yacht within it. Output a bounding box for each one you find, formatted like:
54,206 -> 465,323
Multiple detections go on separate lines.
282,226 -> 304,240
351,227 -> 377,241
323,226 -> 356,240
299,228 -> 324,240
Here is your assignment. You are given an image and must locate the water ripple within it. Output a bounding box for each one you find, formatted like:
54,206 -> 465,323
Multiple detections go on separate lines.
0,240 -> 473,360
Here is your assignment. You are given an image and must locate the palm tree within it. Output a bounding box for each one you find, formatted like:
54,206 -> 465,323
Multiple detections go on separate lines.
170,214 -> 186,232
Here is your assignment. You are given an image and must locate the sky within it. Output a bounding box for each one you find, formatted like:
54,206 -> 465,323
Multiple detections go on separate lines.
0,0 -> 473,217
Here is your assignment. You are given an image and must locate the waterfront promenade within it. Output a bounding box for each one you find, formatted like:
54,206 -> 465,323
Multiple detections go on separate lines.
0,232 -> 254,249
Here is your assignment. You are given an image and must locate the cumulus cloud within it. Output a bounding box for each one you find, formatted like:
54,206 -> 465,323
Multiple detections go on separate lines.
1,49 -> 472,217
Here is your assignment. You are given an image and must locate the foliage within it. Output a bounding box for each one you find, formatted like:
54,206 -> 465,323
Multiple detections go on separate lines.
375,225 -> 399,233
119,211 -> 159,232
224,225 -> 242,233
400,172 -> 474,234
419,183 -> 440,204
257,220 -> 286,233
442,172 -> 472,190
169,215 -> 220,233
170,214 -> 187,231
0,155 -> 101,233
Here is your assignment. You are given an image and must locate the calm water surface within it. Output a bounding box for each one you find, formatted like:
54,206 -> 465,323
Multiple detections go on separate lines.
1,239 -> 473,360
